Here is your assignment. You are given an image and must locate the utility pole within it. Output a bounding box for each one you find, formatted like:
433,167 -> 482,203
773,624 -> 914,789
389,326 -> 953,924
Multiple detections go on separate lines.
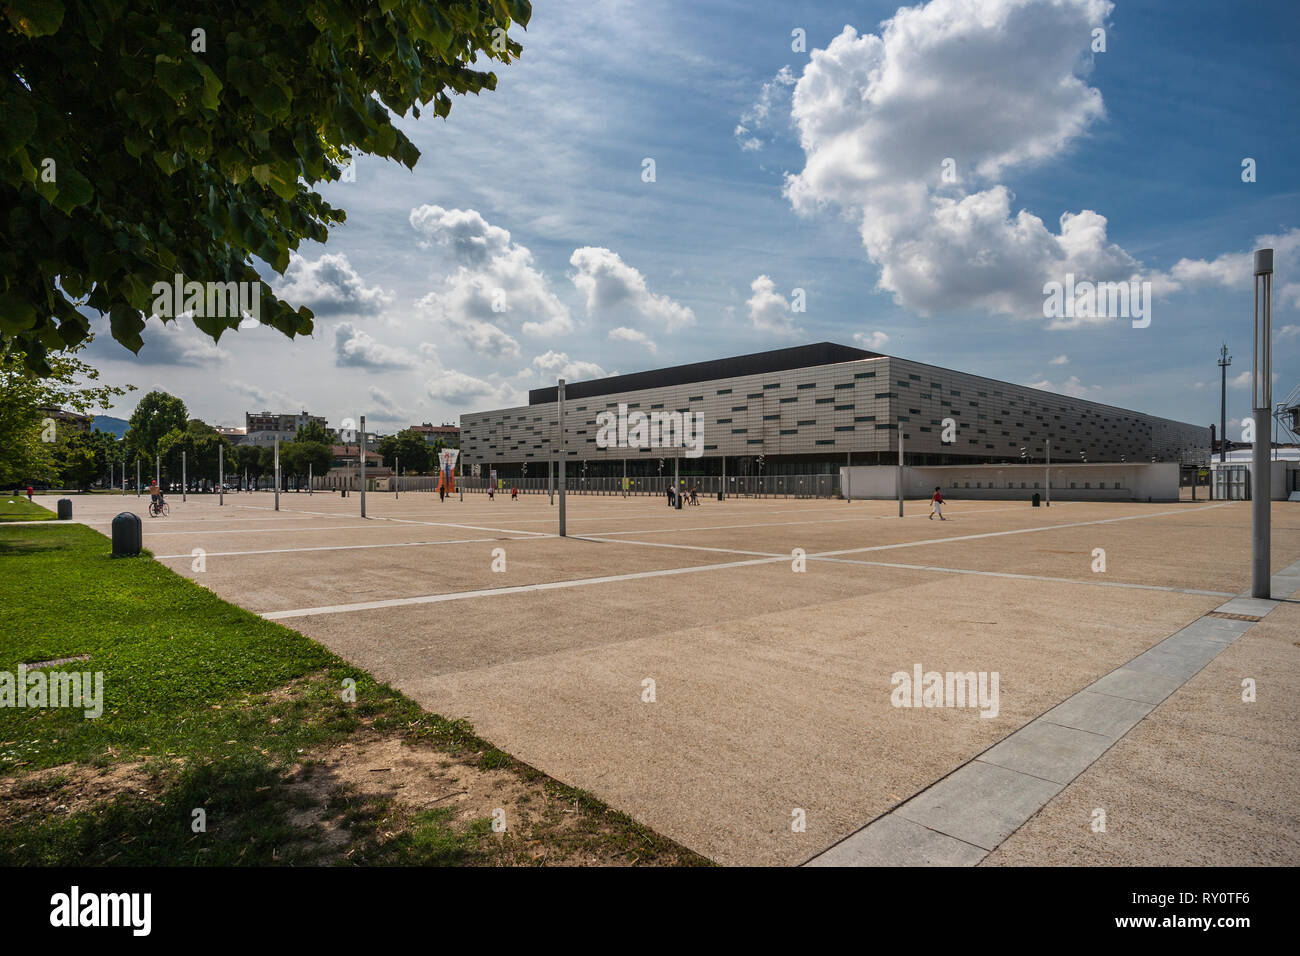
1218,343 -> 1232,463
897,431 -> 904,517
219,444 -> 224,506
395,456 -> 399,499
274,437 -> 280,511
1045,439 -> 1051,507
360,415 -> 367,518
557,380 -> 566,536
1251,249 -> 1273,598
135,458 -> 140,497
182,451 -> 187,502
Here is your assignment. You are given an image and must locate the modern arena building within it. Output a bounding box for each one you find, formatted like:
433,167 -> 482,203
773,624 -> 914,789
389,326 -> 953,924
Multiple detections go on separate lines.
460,343 -> 1210,494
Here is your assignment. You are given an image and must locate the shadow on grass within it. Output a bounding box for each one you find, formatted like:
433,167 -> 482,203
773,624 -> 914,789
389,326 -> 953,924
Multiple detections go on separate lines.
0,757 -> 320,866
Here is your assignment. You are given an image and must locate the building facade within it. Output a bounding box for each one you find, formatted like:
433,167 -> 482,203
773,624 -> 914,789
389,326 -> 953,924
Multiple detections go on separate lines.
410,423 -> 461,447
460,343 -> 1210,480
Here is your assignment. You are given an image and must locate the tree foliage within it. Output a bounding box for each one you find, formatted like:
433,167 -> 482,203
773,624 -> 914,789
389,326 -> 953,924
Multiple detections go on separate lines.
1,0 -> 530,372
293,420 -> 336,445
375,428 -> 433,473
125,389 -> 188,462
0,339 -> 132,485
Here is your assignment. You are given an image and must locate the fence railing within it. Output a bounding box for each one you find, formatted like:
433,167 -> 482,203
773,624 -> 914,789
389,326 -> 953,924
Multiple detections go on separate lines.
309,473 -> 843,498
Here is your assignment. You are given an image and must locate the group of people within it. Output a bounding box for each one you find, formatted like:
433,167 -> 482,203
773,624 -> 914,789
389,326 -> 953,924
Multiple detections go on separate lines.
667,485 -> 700,507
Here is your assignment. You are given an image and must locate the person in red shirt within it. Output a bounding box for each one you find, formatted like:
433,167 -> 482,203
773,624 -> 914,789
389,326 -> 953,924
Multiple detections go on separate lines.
26,485 -> 34,501
929,486 -> 945,520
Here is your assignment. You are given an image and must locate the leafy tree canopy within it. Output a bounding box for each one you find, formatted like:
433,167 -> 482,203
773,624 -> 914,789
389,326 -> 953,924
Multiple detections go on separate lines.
375,427 -> 432,473
1,0 -> 530,373
0,338 -> 132,484
125,389 -> 187,460
294,420 -> 336,445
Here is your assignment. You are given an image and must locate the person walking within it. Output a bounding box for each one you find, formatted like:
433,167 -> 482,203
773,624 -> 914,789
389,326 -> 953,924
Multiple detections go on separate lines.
666,485 -> 675,508
929,486 -> 945,520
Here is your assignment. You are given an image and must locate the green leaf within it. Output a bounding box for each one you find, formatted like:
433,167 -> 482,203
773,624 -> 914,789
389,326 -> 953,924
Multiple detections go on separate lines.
51,167 -> 93,213
5,0 -> 65,37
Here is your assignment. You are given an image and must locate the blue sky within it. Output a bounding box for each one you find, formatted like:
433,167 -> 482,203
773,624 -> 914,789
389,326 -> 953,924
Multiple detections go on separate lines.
88,0 -> 1300,440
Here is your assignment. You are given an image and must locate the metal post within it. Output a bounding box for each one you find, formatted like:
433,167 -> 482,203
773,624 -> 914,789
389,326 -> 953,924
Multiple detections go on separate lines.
1045,439 -> 1051,507
673,446 -> 679,509
219,444 -> 224,506
897,431 -> 904,517
182,451 -> 187,502
308,462 -> 312,495
1218,343 -> 1231,464
1252,248 -> 1273,598
395,456 -> 399,499
846,451 -> 851,502
136,458 -> 140,497
273,438 -> 280,511
156,455 -> 160,489
557,380 -> 566,536
623,458 -> 626,498
721,454 -> 725,501
360,416 -> 367,518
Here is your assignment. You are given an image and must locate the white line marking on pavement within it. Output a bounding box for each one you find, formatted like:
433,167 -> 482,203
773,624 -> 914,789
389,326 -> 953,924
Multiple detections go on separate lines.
154,534 -> 548,560
261,503 -> 1231,619
260,555 -> 782,619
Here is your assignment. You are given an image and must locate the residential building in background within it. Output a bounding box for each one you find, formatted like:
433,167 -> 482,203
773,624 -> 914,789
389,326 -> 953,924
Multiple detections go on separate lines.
410,423 -> 460,446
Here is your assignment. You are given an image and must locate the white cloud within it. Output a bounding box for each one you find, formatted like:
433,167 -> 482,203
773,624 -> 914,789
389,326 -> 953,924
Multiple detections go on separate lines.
569,247 -> 695,330
609,326 -> 658,353
411,204 -> 574,343
746,275 -> 801,337
276,253 -> 394,317
125,316 -> 230,367
853,330 -> 889,350
782,1 -> 1145,319
1162,228 -> 1300,309
1050,354 -> 1070,366
428,369 -> 522,407
531,350 -> 611,382
735,65 -> 796,151
334,322 -> 417,369
1026,375 -> 1095,399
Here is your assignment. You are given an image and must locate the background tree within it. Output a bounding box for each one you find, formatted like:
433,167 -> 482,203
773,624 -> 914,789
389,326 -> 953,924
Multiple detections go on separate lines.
125,390 -> 188,471
157,418 -> 236,488
294,420 -> 336,445
0,339 -> 131,486
54,428 -> 121,491
376,428 -> 432,473
1,0 -> 531,373
280,441 -> 332,488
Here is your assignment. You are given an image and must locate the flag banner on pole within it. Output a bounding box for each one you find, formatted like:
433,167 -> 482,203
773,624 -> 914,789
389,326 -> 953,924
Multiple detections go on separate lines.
439,448 -> 459,492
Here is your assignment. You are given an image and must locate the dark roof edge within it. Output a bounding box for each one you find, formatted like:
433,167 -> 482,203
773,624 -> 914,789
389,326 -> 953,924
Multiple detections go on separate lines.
528,342 -> 878,405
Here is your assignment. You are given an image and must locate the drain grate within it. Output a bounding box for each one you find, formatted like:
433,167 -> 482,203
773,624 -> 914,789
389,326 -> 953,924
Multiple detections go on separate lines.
1207,611 -> 1262,622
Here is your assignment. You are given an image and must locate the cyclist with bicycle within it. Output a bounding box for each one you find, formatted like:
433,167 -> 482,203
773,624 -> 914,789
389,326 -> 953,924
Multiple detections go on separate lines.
148,479 -> 166,516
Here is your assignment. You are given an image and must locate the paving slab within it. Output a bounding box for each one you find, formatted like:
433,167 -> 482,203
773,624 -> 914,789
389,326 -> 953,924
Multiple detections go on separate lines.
1039,690 -> 1155,738
1086,667 -> 1184,705
805,814 -> 988,867
978,720 -> 1116,784
895,760 -> 1063,851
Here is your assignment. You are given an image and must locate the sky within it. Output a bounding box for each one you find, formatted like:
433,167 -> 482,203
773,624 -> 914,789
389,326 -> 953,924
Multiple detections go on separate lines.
85,0 -> 1300,441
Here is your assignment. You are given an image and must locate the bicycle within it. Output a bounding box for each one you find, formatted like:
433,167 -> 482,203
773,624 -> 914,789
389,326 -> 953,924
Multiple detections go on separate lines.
149,498 -> 169,517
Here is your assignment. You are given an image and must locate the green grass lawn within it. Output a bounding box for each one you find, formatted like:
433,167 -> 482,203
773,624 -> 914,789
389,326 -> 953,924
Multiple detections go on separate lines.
0,523 -> 705,866
0,498 -> 54,522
